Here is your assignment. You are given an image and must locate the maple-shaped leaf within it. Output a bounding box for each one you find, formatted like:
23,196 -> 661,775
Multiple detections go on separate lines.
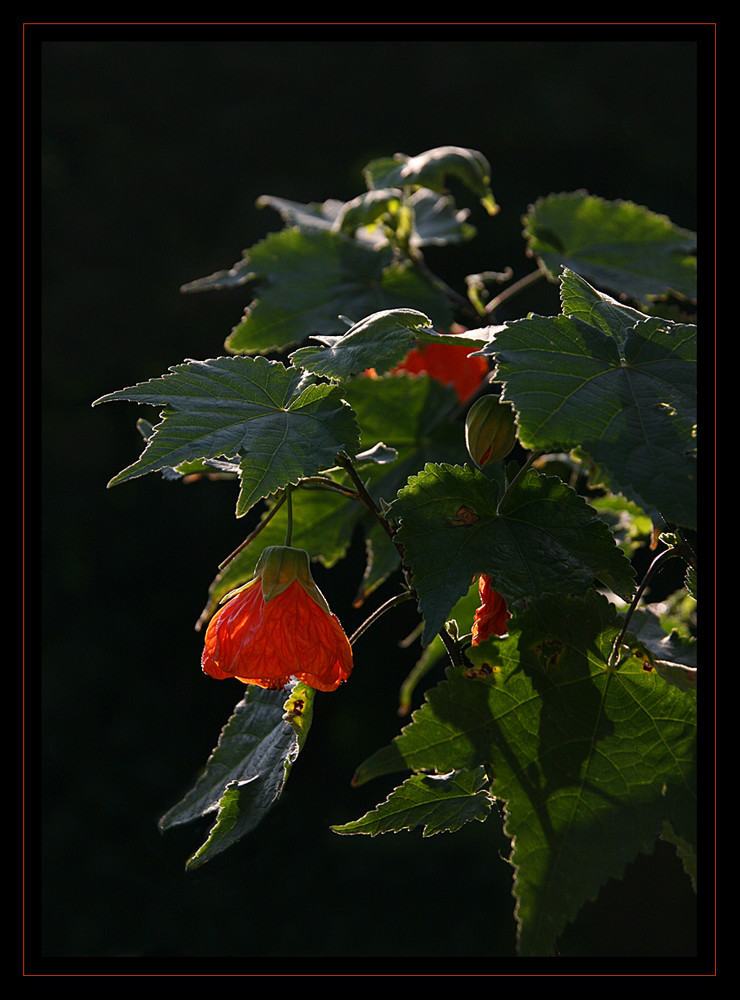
351,591 -> 697,956
477,269 -> 697,528
388,462 -> 634,644
523,191 -> 696,302
181,227 -> 452,355
93,356 -> 360,518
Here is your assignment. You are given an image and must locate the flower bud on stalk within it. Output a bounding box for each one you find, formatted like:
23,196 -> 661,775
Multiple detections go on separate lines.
465,395 -> 517,467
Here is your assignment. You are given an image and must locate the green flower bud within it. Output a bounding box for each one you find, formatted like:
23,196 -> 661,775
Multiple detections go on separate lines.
465,395 -> 517,467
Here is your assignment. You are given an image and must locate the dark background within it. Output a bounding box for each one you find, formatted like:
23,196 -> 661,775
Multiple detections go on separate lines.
36,25 -> 709,973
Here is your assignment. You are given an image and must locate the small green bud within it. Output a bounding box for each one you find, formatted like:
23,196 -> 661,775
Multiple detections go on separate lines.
465,395 -> 517,467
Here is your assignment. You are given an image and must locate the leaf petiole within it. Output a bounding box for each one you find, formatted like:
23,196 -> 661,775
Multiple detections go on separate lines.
607,545 -> 680,667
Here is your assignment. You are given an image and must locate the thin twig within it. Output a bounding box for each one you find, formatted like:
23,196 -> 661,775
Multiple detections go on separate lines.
296,476 -> 357,498
336,451 -> 396,542
485,267 -> 545,315
348,590 -> 415,647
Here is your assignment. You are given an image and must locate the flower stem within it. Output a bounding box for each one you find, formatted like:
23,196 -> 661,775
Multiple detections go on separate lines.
217,492 -> 287,571
437,624 -> 464,668
284,484 -> 294,547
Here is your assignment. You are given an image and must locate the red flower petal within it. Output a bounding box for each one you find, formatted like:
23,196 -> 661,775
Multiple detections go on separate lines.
202,578 -> 353,693
394,341 -> 488,403
471,575 -> 510,645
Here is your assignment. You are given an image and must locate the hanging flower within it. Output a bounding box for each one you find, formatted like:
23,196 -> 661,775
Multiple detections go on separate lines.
471,574 -> 511,645
393,338 -> 489,404
202,546 -> 353,693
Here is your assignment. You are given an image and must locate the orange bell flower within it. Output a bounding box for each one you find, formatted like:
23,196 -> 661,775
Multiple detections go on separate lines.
471,574 -> 511,645
202,546 -> 353,693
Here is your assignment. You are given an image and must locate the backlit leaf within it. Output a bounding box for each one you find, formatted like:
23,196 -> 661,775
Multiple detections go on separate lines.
93,355 -> 361,518
388,462 -> 635,643
352,591 -> 696,956
523,191 -> 696,302
477,270 -> 697,527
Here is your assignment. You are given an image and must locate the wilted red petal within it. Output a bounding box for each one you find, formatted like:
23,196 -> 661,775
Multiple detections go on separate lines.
471,574 -> 510,645
393,340 -> 488,403
202,578 -> 353,693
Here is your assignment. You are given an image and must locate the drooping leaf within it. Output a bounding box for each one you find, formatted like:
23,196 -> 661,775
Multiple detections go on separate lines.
388,462 -> 635,644
93,356 -> 361,518
403,187 -> 478,246
182,227 -> 452,355
291,308 -> 493,383
159,682 -> 315,870
290,308 -> 434,380
332,766 -> 494,837
477,270 -> 697,528
352,591 -> 697,956
523,191 -> 696,302
363,145 -> 498,216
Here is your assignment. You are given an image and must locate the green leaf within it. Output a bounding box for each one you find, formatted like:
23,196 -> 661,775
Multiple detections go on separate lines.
93,356 -> 361,518
402,188 -> 478,247
159,682 -> 315,870
352,592 -> 697,956
388,462 -> 635,644
258,188 -> 476,250
332,766 -> 494,837
364,145 -> 498,216
340,374 -> 471,598
183,227 -> 452,354
290,308 -> 434,380
477,271 -> 697,528
589,494 -> 654,555
342,373 -> 466,495
523,191 -> 696,302
291,308 -> 493,382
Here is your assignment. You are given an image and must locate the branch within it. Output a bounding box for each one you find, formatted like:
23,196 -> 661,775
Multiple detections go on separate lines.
336,451 -> 396,542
